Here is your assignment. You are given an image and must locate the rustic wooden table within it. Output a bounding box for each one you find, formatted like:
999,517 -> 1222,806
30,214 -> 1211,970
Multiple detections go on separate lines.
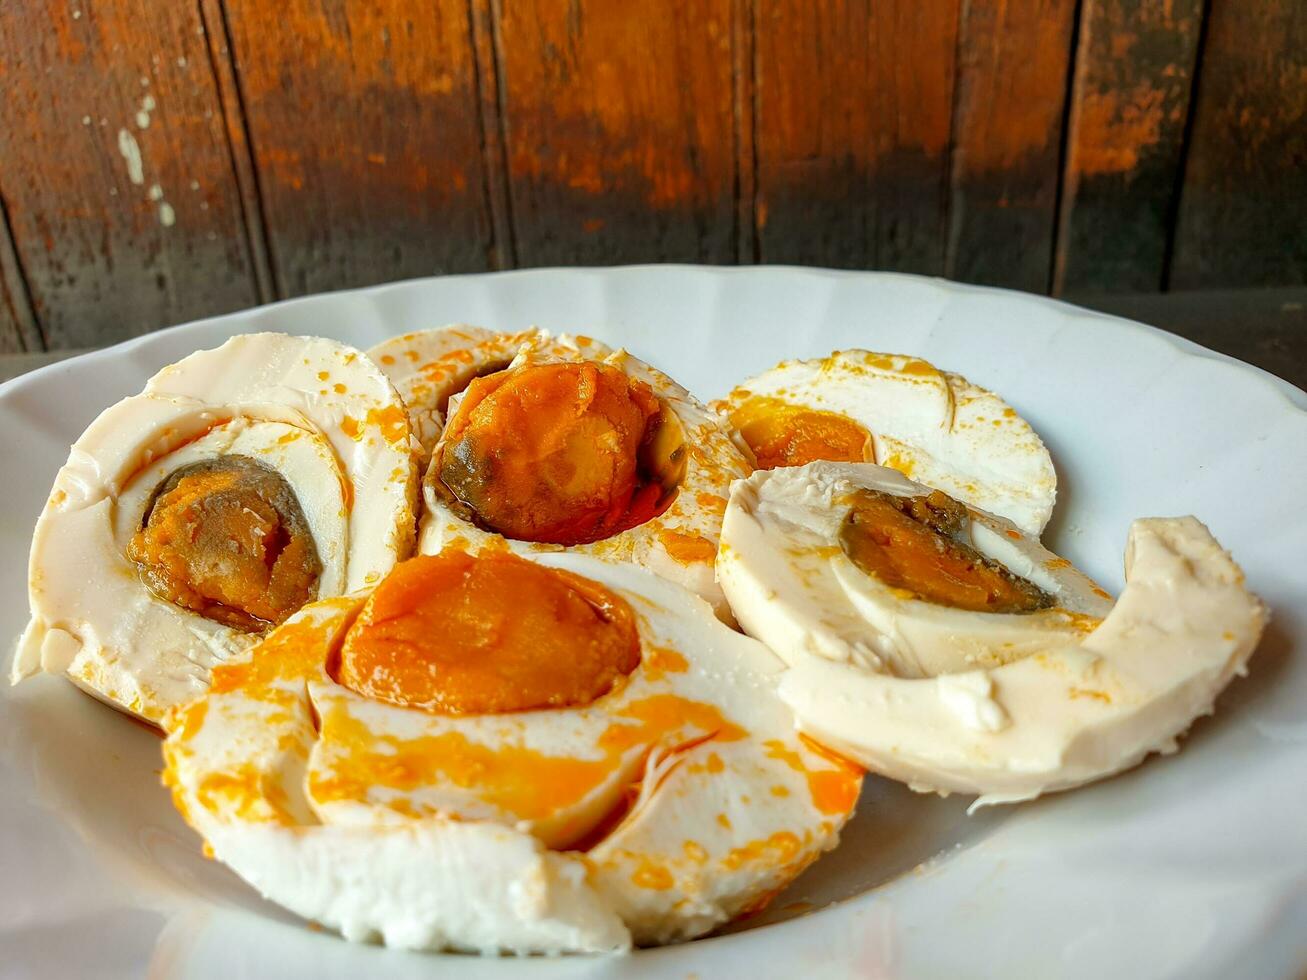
2,287 -> 1304,393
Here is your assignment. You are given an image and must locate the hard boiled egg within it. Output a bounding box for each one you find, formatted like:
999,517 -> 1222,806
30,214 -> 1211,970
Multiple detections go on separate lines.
718,460 -> 1266,804
722,350 -> 1057,535
419,332 -> 751,619
163,550 -> 861,953
12,333 -> 417,725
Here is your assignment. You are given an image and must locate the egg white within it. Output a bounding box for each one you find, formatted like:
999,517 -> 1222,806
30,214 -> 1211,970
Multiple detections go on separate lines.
162,554 -> 861,952
13,333 -> 417,725
719,460 -> 1266,803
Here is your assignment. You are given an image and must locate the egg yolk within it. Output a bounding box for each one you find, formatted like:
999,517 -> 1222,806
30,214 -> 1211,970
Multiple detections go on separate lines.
839,488 -> 1052,614
334,551 -> 641,714
730,396 -> 872,470
128,456 -> 322,631
436,362 -> 673,545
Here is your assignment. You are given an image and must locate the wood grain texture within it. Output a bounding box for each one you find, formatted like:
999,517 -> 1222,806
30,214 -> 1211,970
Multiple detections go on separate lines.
1054,0 -> 1204,293
0,200 -> 41,352
731,0 -> 758,263
1169,1 -> 1306,289
492,0 -> 738,266
754,1 -> 961,271
223,0 -> 495,296
947,0 -> 1079,292
469,0 -> 516,269
0,1 -> 260,348
200,0 -> 275,304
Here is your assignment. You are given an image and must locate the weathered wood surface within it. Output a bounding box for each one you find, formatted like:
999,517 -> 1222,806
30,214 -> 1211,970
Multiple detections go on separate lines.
0,0 -> 259,348
0,207 -> 40,352
1055,0 -> 1204,293
493,0 -> 739,266
947,0 -> 1080,292
753,1 -> 961,272
1169,1 -> 1307,289
0,0 -> 1302,348
223,0 -> 496,295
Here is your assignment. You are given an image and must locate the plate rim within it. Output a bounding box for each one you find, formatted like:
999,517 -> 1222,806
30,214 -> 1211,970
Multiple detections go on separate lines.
3,264 -> 1304,978
4,265 -> 1305,415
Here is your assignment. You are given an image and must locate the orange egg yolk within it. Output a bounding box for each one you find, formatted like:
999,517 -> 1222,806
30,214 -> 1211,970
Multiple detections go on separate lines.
127,456 -> 322,631
730,396 -> 872,470
839,488 -> 1052,614
334,551 -> 642,714
436,361 -> 670,545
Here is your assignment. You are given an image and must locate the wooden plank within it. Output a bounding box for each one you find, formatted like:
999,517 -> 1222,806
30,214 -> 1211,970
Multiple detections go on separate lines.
0,200 -> 42,352
199,0 -> 276,304
1169,2 -> 1307,289
492,0 -> 738,266
732,0 -> 758,263
224,0 -> 495,296
1054,0 -> 1204,293
468,0 -> 516,269
946,0 -> 1079,292
753,2 -> 961,272
0,1 -> 260,348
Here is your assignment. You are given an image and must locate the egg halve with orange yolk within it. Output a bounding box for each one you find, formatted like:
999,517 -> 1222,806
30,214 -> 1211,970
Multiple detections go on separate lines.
12,333 -> 418,726
722,350 -> 1057,535
162,550 -> 862,953
418,332 -> 751,620
367,324 -> 539,466
718,460 -> 1266,805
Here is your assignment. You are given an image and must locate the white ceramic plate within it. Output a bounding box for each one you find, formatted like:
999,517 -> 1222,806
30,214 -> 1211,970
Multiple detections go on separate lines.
3,267 -> 1305,980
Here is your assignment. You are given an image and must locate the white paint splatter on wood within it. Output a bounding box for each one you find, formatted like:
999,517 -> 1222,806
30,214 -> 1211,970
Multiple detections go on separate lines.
117,129 -> 144,185
159,203 -> 176,227
135,93 -> 157,130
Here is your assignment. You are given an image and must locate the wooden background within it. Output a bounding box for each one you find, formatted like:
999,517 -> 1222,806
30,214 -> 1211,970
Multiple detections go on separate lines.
0,0 -> 1302,352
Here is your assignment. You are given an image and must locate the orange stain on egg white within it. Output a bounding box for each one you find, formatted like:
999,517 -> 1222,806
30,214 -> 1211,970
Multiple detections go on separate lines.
601,695 -> 747,753
631,861 -> 675,890
642,644 -> 689,681
683,840 -> 708,863
206,602 -> 357,697
340,407 -> 408,445
764,739 -> 862,816
311,690 -> 749,829
310,708 -> 624,824
194,764 -> 298,825
658,529 -> 717,564
367,405 -> 408,445
695,491 -> 729,516
722,831 -> 802,871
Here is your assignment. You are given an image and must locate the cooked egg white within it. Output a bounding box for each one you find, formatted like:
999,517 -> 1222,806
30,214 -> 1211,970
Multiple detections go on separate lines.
723,350 -> 1057,535
367,325 -> 538,464
419,332 -> 751,620
12,333 -> 417,726
162,553 -> 861,953
718,460 -> 1266,804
